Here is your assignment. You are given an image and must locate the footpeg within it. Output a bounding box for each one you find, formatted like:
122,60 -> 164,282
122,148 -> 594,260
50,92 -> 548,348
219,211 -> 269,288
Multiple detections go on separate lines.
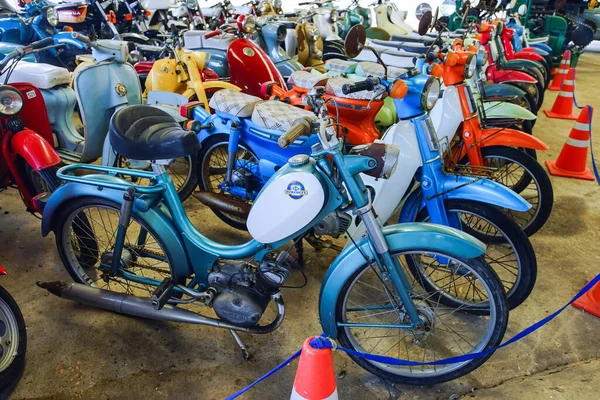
151,278 -> 174,310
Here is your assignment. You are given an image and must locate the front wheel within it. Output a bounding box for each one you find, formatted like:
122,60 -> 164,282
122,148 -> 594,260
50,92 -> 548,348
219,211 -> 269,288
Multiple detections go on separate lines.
335,253 -> 508,385
0,286 -> 26,397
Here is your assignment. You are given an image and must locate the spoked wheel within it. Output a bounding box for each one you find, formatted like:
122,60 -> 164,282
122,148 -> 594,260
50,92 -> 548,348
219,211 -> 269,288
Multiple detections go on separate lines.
54,198 -> 184,295
415,200 -> 537,310
117,155 -> 198,202
336,253 -> 508,385
476,146 -> 553,236
0,286 -> 26,397
197,135 -> 259,230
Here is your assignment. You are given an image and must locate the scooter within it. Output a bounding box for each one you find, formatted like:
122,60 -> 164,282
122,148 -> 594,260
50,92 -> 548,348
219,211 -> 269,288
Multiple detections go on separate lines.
373,0 -> 414,37
0,0 -> 88,69
299,1 -> 345,60
289,13 -> 326,72
39,92 -> 509,386
0,266 -> 26,398
0,38 -> 63,213
183,21 -> 286,99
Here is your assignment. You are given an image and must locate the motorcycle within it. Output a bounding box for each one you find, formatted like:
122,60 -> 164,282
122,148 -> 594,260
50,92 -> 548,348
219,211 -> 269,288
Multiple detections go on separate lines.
0,0 -> 88,69
183,20 -> 286,99
0,266 -> 26,398
0,38 -> 63,213
39,89 -> 509,385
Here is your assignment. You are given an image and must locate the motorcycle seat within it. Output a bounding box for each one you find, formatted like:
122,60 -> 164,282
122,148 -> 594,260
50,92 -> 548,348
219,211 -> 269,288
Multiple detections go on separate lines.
7,62 -> 71,89
288,71 -> 328,90
355,62 -> 407,80
251,100 -> 316,132
209,89 -> 263,118
109,105 -> 200,161
325,58 -> 358,74
183,30 -> 236,51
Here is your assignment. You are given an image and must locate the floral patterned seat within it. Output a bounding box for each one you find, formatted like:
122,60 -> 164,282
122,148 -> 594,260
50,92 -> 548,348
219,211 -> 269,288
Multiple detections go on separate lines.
287,70 -> 328,90
251,101 -> 317,132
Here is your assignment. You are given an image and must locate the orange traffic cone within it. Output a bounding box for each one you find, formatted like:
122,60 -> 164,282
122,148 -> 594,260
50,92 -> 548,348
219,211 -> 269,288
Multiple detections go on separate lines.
573,278 -> 600,317
290,337 -> 338,400
548,50 -> 571,91
546,106 -> 596,180
544,68 -> 578,120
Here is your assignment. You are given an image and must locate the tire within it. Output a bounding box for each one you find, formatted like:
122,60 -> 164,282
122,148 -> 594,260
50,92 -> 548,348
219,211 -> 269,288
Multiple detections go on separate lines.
54,197 -> 184,292
336,253 -> 508,385
415,200 -> 537,309
117,154 -> 198,202
470,146 -> 554,236
0,286 -> 26,398
196,135 -> 258,231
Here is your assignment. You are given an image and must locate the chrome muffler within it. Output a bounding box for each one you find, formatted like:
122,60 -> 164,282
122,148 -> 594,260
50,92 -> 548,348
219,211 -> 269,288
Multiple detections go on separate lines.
37,281 -> 285,333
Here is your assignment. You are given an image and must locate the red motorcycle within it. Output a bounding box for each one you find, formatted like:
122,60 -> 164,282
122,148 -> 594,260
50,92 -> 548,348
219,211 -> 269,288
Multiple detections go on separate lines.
0,38 -> 62,213
0,266 -> 26,398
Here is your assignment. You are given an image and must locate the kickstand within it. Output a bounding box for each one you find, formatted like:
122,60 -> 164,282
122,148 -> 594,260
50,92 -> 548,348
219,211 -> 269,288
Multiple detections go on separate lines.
229,329 -> 250,360
295,238 -> 305,267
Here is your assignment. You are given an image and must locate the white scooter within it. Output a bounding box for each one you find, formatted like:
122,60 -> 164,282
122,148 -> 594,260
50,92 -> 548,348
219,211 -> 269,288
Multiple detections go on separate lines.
373,0 -> 414,37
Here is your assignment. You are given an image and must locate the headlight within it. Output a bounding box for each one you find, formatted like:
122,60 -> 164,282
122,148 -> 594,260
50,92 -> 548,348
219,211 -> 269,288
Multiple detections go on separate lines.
46,7 -> 58,27
440,0 -> 457,17
464,53 -> 477,78
242,15 -> 256,34
421,76 -> 441,112
350,140 -> 401,180
0,86 -> 23,116
307,26 -> 320,42
140,0 -> 149,9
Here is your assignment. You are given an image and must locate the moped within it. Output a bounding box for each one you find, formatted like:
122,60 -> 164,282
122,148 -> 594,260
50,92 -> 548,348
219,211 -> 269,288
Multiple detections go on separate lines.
0,265 -> 26,398
183,20 -> 286,99
373,0 -> 414,37
285,12 -> 326,72
0,38 -> 63,213
298,1 -> 345,60
0,0 -> 88,69
38,89 -> 509,385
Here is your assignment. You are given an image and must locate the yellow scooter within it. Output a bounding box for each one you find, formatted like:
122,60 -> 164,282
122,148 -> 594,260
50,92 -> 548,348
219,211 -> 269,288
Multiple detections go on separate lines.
295,16 -> 326,72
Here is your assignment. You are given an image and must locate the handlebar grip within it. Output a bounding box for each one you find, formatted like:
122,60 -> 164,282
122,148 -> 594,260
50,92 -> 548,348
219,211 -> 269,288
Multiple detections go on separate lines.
278,119 -> 311,149
30,37 -> 55,50
341,77 -> 380,95
71,32 -> 91,45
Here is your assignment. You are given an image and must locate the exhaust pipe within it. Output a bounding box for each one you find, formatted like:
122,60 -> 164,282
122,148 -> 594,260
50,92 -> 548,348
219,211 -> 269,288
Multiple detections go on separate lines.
37,281 -> 285,333
193,191 -> 251,218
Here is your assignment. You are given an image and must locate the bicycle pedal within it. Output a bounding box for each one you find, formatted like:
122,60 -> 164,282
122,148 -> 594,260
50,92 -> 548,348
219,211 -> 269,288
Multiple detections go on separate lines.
151,278 -> 174,310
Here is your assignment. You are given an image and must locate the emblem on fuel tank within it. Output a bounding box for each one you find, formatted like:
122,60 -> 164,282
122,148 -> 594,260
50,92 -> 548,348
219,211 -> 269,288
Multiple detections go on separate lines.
284,181 -> 308,200
243,47 -> 255,57
115,83 -> 127,96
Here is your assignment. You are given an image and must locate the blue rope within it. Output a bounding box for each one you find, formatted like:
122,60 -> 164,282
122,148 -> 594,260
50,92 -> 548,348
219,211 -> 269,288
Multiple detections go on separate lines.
227,273 -> 600,398
571,69 -> 600,184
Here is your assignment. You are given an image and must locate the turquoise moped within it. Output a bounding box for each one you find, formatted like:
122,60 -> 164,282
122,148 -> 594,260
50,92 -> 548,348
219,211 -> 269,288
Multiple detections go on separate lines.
38,89 -> 508,384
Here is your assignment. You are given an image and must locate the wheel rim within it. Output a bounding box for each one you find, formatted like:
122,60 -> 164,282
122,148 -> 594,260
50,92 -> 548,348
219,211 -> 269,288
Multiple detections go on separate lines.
483,154 -> 541,231
0,297 -> 20,372
61,204 -> 173,297
200,141 -> 258,225
341,252 -> 497,378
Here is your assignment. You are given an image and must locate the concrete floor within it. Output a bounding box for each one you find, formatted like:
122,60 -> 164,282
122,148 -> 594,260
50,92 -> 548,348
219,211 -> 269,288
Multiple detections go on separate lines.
2,53 -> 600,400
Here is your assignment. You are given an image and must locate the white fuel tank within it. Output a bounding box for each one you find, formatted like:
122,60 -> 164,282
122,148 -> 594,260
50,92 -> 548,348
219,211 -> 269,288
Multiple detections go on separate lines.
248,158 -> 326,244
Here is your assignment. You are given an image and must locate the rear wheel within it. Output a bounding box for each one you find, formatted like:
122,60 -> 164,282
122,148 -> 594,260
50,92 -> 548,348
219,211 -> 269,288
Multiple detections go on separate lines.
336,253 -> 508,385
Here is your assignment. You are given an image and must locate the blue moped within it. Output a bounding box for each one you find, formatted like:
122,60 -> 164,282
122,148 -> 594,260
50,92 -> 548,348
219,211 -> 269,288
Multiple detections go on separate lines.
38,89 -> 508,385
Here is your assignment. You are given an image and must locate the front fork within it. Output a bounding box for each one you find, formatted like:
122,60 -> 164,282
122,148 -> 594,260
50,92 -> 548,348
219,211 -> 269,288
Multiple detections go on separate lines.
110,187 -> 135,275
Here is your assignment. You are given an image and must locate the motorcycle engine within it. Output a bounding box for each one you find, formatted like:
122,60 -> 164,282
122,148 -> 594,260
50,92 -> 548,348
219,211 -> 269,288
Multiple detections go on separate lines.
207,256 -> 292,327
313,211 -> 352,238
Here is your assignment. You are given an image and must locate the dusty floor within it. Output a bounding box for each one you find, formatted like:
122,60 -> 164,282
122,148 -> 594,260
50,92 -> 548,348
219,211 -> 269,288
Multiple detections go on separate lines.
2,53 -> 600,400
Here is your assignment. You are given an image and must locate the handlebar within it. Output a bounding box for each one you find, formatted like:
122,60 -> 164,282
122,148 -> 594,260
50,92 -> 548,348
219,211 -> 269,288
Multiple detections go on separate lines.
71,32 -> 92,46
30,37 -> 55,50
341,77 -> 381,95
204,30 -> 221,39
278,118 -> 312,149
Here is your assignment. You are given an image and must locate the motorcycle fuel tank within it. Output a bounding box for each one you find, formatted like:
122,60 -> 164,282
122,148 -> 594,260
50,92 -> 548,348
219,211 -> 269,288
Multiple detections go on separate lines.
248,156 -> 327,244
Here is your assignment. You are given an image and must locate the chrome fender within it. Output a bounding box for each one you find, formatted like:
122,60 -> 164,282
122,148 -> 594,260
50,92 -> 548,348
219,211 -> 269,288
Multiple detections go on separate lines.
483,100 -> 536,120
41,178 -> 193,279
319,223 -> 486,338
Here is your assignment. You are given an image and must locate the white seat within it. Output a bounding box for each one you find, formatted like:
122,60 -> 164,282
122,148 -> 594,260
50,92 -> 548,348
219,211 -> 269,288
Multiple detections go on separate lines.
251,101 -> 316,132
288,71 -> 328,90
209,89 -> 262,117
184,30 -> 236,51
7,62 -> 71,89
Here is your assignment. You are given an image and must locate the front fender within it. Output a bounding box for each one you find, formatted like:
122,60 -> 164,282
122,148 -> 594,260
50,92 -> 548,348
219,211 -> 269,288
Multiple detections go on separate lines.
483,101 -> 536,120
529,43 -> 552,53
120,33 -> 150,42
443,175 -> 531,212
202,81 -> 241,92
480,127 -> 549,150
319,223 -> 486,338
512,51 -> 544,62
483,83 -> 526,98
11,128 -> 61,171
41,179 -> 192,278
494,69 -> 537,83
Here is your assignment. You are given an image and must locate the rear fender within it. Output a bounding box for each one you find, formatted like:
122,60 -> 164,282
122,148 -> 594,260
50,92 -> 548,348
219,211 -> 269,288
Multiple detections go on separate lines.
41,178 -> 193,279
11,128 -> 61,171
479,127 -> 549,150
318,223 -> 486,338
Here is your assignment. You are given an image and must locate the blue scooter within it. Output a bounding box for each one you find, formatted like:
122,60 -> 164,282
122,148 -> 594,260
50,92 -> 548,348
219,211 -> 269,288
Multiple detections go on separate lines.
0,0 -> 88,68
